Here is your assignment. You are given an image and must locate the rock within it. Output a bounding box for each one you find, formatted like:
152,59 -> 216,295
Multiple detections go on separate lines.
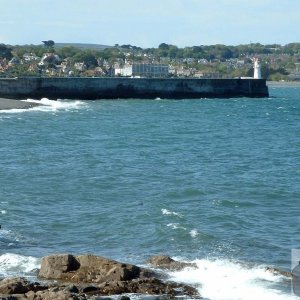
81,285 -> 99,293
120,296 -> 130,300
0,278 -> 30,294
0,296 -> 19,300
63,284 -> 79,293
24,290 -> 35,300
39,254 -> 148,283
265,267 -> 292,278
35,253 -> 201,299
0,277 -> 46,295
146,255 -> 196,271
124,278 -> 198,298
38,254 -> 80,279
79,278 -> 199,298
33,290 -> 81,300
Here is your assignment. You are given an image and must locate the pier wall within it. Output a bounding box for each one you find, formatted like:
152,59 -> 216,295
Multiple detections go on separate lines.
0,77 -> 269,99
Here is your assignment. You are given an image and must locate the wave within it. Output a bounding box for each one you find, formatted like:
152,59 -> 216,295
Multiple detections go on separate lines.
161,208 -> 183,217
168,258 -> 295,300
167,223 -> 187,230
0,253 -> 40,277
189,229 -> 199,238
24,98 -> 87,111
0,98 -> 87,114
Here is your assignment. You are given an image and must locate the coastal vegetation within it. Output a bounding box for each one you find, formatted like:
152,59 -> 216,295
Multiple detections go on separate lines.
0,42 -> 299,80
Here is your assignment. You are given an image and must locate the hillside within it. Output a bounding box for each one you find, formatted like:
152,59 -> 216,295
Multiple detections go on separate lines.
54,43 -> 112,50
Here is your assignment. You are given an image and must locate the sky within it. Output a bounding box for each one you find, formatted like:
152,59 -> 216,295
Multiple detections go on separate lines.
1,0 -> 300,48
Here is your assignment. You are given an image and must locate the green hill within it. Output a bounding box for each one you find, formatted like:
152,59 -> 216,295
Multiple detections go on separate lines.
54,43 -> 112,50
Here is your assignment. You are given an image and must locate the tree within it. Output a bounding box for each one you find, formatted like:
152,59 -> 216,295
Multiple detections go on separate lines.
72,50 -> 98,68
158,43 -> 169,50
0,44 -> 13,60
56,46 -> 79,59
42,40 -> 55,48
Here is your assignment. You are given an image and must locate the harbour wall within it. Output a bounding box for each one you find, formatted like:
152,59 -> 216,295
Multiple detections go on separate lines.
0,77 -> 269,99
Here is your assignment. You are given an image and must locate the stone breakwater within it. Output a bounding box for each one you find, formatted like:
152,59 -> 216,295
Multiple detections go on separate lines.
0,98 -> 40,110
0,77 -> 269,100
0,254 -> 200,300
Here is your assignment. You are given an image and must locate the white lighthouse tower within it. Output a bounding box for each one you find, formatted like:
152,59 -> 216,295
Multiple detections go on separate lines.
253,58 -> 262,79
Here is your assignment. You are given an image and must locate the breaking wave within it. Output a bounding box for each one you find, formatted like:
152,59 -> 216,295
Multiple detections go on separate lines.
0,253 -> 40,277
0,98 -> 87,113
161,208 -> 183,217
167,258 -> 295,300
23,98 -> 87,112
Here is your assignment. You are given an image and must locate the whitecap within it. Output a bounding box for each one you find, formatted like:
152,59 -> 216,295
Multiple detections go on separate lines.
161,208 -> 183,217
167,223 -> 187,230
189,229 -> 199,238
168,258 -> 296,300
0,98 -> 87,114
0,253 -> 40,277
22,98 -> 87,112
1,210 -> 6,214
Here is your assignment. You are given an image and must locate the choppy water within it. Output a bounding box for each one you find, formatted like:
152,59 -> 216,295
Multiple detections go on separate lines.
0,86 -> 299,299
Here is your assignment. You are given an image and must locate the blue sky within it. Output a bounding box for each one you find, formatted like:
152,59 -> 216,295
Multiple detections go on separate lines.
1,0 -> 300,47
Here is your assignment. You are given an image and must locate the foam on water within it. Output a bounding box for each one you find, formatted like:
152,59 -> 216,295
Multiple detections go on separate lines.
24,98 -> 87,111
0,98 -> 87,113
0,253 -> 40,277
161,208 -> 183,217
167,223 -> 187,230
168,258 -> 296,300
189,229 -> 199,238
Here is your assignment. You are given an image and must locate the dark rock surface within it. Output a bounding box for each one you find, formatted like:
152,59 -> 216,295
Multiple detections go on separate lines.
38,254 -> 154,283
0,277 -> 47,295
0,277 -> 200,299
265,267 -> 292,278
146,255 -> 196,271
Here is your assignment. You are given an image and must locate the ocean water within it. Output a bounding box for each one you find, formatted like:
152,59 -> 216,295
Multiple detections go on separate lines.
0,86 -> 299,299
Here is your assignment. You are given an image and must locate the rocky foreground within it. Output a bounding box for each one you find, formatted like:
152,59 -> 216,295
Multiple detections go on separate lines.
0,254 -> 200,300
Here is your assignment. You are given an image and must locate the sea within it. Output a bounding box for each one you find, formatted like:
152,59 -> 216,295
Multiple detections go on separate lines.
0,84 -> 299,300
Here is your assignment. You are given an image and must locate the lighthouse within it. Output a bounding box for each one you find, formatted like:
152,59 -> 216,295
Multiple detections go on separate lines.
253,58 -> 262,79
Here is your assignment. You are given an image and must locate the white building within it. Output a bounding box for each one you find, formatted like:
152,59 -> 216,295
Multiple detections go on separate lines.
253,58 -> 262,79
118,63 -> 169,78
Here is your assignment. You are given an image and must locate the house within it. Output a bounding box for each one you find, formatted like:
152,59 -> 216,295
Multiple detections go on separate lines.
74,62 -> 87,72
119,63 -> 169,77
23,53 -> 40,62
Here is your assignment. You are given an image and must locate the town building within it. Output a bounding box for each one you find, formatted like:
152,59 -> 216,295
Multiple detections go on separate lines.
117,63 -> 169,78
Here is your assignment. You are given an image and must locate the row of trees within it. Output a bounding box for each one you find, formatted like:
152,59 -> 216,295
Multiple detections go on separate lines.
1,42 -> 300,62
154,43 -> 300,60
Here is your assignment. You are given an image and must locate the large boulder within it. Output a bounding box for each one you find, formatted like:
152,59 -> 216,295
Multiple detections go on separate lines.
38,254 -> 146,283
146,255 -> 196,271
38,254 -> 80,279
